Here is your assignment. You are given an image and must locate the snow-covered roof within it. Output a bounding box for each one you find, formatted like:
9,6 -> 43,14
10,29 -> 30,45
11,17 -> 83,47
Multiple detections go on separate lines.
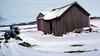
43,4 -> 72,20
37,11 -> 50,19
41,1 -> 90,20
40,11 -> 50,16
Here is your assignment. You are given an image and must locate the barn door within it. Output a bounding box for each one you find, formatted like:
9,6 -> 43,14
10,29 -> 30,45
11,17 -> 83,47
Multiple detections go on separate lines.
50,22 -> 52,34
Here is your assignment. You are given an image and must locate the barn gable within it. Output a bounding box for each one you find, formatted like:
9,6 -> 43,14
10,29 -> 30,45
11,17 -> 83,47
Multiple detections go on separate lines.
37,1 -> 90,36
61,2 -> 90,17
43,1 -> 90,20
37,11 -> 50,19
37,12 -> 50,31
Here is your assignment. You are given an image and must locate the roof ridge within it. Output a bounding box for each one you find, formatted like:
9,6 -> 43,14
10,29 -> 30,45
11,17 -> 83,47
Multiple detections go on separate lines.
43,1 -> 90,20
51,2 -> 75,11
61,3 -> 73,9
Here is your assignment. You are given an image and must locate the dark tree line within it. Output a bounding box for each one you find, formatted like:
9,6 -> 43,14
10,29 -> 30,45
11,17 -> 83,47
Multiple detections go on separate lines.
90,17 -> 100,19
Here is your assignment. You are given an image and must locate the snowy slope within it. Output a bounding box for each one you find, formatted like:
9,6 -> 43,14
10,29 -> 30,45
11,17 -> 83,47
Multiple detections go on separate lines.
1,39 -> 66,56
0,47 -> 4,56
18,20 -> 100,56
0,27 -> 10,31
20,32 -> 100,52
1,20 -> 100,56
0,42 -> 4,56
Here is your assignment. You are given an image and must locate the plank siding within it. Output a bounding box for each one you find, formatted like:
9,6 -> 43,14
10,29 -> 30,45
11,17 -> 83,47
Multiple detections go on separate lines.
43,20 -> 51,34
42,3 -> 90,36
52,18 -> 63,36
37,13 -> 45,31
37,19 -> 44,31
60,5 -> 89,33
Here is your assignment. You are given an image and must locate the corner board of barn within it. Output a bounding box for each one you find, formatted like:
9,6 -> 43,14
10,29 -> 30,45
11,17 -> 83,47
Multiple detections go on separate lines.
37,1 -> 90,36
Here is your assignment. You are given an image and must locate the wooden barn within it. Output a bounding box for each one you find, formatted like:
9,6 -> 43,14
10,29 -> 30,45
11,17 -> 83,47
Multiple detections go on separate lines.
37,11 -> 50,31
37,2 -> 90,36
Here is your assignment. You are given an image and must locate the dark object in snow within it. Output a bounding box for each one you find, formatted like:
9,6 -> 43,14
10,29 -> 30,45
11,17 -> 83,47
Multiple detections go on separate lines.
44,33 -> 47,35
15,37 -> 22,41
37,1 -> 90,36
89,28 -> 92,32
64,50 -> 91,53
74,28 -> 84,33
13,27 -> 20,34
19,42 -> 31,47
71,44 -> 84,47
83,27 -> 92,33
10,25 -> 13,30
65,50 -> 85,53
85,28 -> 92,32
4,30 -> 16,39
94,49 -> 98,51
0,38 -> 4,40
5,40 -> 8,43
93,30 -> 99,33
32,45 -> 38,47
64,49 -> 98,53
90,24 -> 97,28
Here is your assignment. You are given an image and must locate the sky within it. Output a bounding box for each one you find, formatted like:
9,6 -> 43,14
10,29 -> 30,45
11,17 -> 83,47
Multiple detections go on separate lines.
0,0 -> 100,25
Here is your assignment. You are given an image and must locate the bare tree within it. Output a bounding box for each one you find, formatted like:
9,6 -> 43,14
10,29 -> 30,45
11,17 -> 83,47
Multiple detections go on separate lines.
0,12 -> 4,21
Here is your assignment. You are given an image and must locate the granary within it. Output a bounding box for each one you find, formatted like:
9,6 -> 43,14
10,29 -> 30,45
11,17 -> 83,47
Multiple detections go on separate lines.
37,1 -> 90,36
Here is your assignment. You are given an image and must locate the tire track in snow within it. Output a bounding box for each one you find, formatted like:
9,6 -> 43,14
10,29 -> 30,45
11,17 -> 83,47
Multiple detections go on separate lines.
1,41 -> 12,56
9,39 -> 38,56
8,39 -> 20,56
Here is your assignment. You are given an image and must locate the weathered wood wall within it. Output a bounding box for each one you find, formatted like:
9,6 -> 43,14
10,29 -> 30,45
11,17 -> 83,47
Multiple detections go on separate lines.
52,18 -> 63,36
37,13 -> 45,31
43,5 -> 89,36
37,19 -> 43,31
43,20 -> 51,34
60,5 -> 89,33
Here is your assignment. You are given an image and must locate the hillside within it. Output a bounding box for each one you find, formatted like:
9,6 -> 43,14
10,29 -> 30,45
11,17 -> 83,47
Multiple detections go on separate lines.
0,19 -> 100,56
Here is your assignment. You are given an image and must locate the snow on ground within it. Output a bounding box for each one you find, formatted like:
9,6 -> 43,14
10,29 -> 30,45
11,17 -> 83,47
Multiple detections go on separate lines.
90,19 -> 100,27
0,27 -> 10,31
1,39 -> 66,56
16,25 -> 37,29
19,20 -> 100,56
0,20 -> 100,56
0,39 -> 4,56
0,24 -> 37,32
16,24 -> 37,32
0,47 -> 4,56
0,32 -> 4,56
20,31 -> 100,52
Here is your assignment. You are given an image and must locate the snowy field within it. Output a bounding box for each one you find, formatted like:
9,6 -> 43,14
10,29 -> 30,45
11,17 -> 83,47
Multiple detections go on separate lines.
0,19 -> 100,56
